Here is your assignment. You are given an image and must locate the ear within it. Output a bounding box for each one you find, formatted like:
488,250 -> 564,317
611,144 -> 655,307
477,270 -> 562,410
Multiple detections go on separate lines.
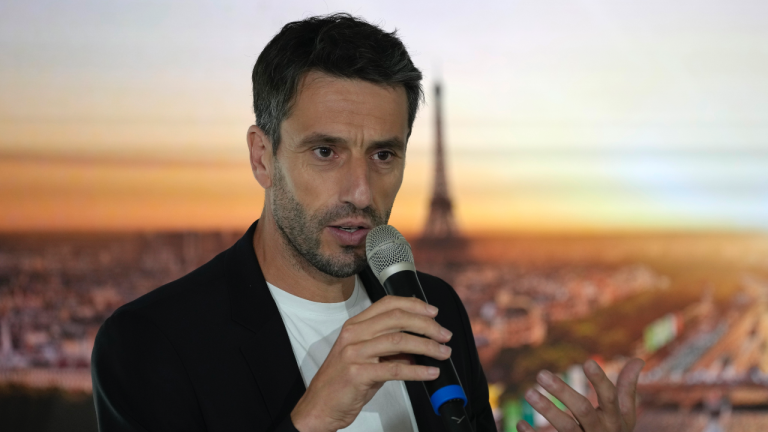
246,124 -> 273,189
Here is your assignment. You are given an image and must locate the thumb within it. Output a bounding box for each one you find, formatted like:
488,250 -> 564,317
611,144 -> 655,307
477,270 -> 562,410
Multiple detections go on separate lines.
616,358 -> 644,428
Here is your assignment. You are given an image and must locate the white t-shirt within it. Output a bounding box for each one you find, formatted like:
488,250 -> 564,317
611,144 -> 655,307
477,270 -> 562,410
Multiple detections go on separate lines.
266,276 -> 419,432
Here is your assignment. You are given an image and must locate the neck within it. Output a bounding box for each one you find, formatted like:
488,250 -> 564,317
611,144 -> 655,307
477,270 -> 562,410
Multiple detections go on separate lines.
253,207 -> 356,303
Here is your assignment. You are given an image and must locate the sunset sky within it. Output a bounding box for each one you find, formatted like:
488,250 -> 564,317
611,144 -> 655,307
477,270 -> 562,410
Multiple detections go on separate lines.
1,0 -> 767,233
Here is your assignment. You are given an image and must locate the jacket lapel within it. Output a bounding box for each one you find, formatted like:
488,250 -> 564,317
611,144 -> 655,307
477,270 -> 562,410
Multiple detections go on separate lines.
239,319 -> 306,426
227,221 -> 445,431
225,221 -> 305,426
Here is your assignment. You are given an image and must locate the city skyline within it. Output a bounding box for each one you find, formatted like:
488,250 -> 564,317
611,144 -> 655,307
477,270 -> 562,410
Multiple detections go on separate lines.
2,227 -> 767,432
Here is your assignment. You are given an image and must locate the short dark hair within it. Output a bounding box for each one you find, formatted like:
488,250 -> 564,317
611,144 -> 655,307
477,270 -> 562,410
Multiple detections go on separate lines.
252,13 -> 424,154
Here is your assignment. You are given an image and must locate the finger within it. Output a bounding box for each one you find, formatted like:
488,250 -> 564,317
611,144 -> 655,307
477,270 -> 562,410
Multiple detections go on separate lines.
616,358 -> 645,428
379,353 -> 415,365
525,388 -> 582,432
516,420 -> 535,432
349,295 -> 438,323
536,370 -> 600,431
355,361 -> 439,384
351,331 -> 452,362
346,306 -> 452,344
583,359 -> 621,428
369,306 -> 452,342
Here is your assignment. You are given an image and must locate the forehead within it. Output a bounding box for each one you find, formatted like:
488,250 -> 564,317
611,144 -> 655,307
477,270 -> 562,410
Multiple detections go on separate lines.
284,70 -> 409,139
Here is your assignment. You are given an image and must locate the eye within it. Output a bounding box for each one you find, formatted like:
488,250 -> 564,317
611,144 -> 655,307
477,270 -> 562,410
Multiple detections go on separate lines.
313,147 -> 334,159
373,150 -> 394,161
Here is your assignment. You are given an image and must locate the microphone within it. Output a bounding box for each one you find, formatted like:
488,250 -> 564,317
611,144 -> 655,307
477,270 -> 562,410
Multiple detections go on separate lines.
366,225 -> 474,432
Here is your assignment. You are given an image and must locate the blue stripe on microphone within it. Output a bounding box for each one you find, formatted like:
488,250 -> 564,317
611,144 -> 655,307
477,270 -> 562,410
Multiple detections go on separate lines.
429,384 -> 467,415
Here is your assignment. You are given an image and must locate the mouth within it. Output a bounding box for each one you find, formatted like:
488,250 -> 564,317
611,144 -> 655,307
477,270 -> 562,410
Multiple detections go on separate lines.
328,219 -> 372,232
333,226 -> 365,233
326,221 -> 373,246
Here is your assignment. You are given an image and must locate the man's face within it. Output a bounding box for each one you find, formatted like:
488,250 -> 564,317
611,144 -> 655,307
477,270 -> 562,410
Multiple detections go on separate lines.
269,71 -> 409,278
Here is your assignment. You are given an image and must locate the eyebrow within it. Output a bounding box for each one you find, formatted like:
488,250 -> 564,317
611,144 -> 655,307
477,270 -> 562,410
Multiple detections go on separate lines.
297,133 -> 406,152
297,133 -> 346,148
371,137 -> 406,152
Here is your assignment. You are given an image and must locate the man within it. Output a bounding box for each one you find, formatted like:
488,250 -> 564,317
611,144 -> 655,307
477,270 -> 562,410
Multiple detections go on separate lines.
91,13 -> 643,432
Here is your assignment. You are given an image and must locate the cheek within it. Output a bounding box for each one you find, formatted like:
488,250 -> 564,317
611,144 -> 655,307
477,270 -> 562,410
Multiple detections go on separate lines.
285,162 -> 338,209
283,156 -> 404,212
373,169 -> 404,206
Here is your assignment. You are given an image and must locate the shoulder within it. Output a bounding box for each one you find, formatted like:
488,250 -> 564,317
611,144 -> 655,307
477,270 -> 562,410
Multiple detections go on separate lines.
98,248 -> 234,353
91,258 -> 221,432
91,248 -> 233,416
413,271 -> 471,345
414,271 -> 465,316
111,249 -> 229,323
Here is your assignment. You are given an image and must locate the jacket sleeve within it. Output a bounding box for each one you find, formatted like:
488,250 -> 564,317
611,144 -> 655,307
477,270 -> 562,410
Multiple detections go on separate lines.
448,283 -> 498,432
91,309 -> 206,432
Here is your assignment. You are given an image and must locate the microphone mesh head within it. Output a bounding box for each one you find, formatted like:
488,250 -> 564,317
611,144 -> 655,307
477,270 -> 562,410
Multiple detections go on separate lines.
365,225 -> 414,279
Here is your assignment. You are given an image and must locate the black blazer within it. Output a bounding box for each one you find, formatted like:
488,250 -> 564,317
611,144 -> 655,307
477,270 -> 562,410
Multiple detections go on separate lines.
92,221 -> 496,432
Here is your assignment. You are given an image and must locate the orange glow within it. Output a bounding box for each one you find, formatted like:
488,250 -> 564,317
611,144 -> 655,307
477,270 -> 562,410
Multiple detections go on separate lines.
1,154 -> 762,234
0,158 -> 430,233
0,158 -> 262,231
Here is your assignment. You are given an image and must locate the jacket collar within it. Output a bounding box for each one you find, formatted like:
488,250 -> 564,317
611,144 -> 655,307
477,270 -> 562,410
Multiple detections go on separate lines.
226,220 -> 445,431
226,220 -> 277,334
225,220 -> 304,426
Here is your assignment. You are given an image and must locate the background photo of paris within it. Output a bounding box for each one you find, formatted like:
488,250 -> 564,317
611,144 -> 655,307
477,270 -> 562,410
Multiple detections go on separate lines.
2,1 -> 768,431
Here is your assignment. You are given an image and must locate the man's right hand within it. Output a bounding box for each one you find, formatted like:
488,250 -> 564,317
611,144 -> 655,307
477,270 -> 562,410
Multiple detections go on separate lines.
290,295 -> 453,432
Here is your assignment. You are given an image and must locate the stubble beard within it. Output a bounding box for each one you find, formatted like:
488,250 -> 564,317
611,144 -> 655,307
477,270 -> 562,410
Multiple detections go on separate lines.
269,162 -> 391,278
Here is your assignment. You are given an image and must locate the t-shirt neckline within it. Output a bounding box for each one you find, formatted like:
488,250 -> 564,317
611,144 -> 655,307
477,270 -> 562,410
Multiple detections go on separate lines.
266,275 -> 363,317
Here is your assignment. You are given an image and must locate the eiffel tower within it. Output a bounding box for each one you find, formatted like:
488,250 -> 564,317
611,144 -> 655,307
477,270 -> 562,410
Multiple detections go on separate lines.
419,82 -> 462,245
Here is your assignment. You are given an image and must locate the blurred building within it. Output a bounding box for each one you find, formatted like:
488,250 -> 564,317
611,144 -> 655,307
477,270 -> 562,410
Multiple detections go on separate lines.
0,231 -> 240,391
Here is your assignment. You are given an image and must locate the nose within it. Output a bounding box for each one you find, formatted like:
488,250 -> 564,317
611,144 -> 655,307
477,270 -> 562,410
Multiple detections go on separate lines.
339,155 -> 373,210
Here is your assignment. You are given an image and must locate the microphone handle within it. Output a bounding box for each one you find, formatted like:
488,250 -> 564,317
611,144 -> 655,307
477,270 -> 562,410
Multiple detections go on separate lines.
381,270 -> 475,432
